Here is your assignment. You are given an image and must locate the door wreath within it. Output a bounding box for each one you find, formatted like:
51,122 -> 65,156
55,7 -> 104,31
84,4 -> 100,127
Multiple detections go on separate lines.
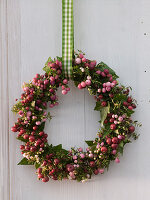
11,0 -> 140,183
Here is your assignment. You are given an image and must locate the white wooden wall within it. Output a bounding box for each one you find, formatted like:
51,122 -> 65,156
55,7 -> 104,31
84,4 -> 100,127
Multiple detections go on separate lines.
1,0 -> 150,199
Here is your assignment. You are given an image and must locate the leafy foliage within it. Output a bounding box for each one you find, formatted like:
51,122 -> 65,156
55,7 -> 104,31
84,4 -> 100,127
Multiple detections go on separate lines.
18,158 -> 33,165
97,62 -> 119,79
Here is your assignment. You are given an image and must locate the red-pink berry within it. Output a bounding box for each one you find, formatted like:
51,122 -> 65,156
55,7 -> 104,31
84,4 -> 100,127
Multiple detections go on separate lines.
82,57 -> 86,62
62,90 -> 67,95
63,79 -> 68,85
85,80 -> 91,86
78,83 -> 82,89
75,58 -> 81,64
81,81 -> 86,88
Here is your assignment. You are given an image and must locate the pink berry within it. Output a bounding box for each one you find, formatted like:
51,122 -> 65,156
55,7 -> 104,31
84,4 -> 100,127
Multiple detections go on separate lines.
62,85 -> 65,90
103,83 -> 106,88
23,134 -> 29,140
89,62 -> 96,70
96,70 -> 101,75
89,153 -> 93,158
78,147 -> 83,152
81,82 -> 86,88
111,144 -> 118,149
128,106 -> 133,110
102,88 -> 106,93
50,95 -> 56,101
98,88 -> 101,93
82,57 -> 86,62
44,80 -> 49,85
129,126 -> 135,133
112,137 -> 118,144
78,83 -> 82,89
118,116 -> 123,122
85,80 -> 91,86
104,69 -> 109,74
94,169 -> 99,175
118,135 -> 122,140
73,155 -> 77,160
62,90 -> 67,95
101,142 -> 104,146
50,76 -> 55,81
106,138 -> 112,145
20,145 -> 25,150
110,124 -> 116,130
101,72 -> 106,77
89,161 -> 95,167
101,101 -> 107,107
80,154 -> 85,159
27,111 -> 32,117
36,121 -> 41,126
79,53 -> 84,58
112,150 -> 117,155
101,146 -> 107,153
115,157 -> 120,163
66,164 -> 74,172
29,136 -> 35,142
49,104 -> 54,108
11,127 -> 17,132
106,87 -> 111,92
38,174 -> 44,179
54,158 -> 60,165
106,82 -> 111,87
42,177 -> 49,182
63,79 -> 68,85
35,74 -> 40,79
99,168 -> 104,174
66,87 -> 70,91
37,168 -> 42,174
75,58 -> 81,64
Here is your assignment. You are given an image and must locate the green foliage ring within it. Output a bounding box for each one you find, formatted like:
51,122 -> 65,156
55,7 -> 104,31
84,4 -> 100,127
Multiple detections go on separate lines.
11,51 -> 140,182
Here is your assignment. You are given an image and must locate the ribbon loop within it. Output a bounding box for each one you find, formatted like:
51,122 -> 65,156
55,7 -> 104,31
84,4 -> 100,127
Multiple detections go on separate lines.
62,0 -> 74,77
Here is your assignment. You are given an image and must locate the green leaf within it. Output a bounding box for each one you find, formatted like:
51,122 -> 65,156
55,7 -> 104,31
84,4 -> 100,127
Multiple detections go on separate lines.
102,129 -> 112,138
113,94 -> 127,102
90,144 -> 97,151
46,57 -> 53,64
85,140 -> 94,146
47,112 -> 52,121
16,137 -> 27,142
95,102 -> 110,126
18,158 -> 33,165
94,101 -> 102,111
43,66 -> 51,74
126,109 -> 134,117
118,141 -> 124,155
100,102 -> 110,126
56,56 -> 62,61
97,62 -> 119,79
38,122 -> 45,131
34,162 -> 41,169
61,148 -> 69,154
43,57 -> 53,74
53,144 -> 62,151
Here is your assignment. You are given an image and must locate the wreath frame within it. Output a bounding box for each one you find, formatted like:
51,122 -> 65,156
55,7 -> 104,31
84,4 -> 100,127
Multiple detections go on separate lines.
11,51 -> 140,182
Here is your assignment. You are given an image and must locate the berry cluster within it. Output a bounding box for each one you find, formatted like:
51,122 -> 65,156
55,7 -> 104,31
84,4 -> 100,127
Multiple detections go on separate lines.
11,52 -> 139,182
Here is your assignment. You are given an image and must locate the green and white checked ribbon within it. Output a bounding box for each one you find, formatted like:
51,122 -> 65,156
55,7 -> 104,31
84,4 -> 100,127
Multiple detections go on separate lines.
62,0 -> 74,77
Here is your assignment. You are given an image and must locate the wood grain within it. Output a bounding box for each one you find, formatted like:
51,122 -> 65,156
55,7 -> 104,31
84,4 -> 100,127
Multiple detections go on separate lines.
0,1 -> 10,199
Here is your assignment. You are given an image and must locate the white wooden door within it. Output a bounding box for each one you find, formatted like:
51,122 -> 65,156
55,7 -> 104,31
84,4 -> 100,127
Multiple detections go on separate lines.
1,0 -> 150,199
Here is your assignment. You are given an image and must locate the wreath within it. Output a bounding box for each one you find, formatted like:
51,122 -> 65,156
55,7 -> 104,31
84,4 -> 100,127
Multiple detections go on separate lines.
11,51 -> 140,182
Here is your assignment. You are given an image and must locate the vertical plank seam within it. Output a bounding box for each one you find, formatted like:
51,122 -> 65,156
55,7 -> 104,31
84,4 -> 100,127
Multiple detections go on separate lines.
6,0 -> 10,199
84,90 -> 86,149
